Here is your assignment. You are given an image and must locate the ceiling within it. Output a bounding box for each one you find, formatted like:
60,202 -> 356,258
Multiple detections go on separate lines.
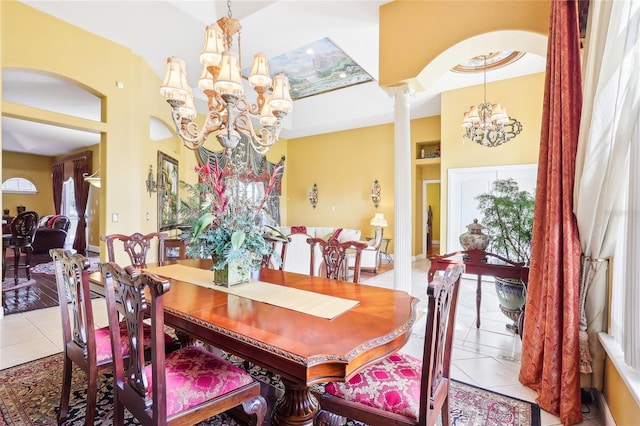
2,0 -> 547,157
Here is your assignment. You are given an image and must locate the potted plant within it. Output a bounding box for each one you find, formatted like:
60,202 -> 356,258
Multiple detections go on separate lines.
475,178 -> 535,330
180,156 -> 286,286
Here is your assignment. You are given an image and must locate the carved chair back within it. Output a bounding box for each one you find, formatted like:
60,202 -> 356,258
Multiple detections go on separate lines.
9,210 -> 39,244
50,248 -> 111,426
101,232 -> 168,267
307,237 -> 367,283
4,211 -> 40,283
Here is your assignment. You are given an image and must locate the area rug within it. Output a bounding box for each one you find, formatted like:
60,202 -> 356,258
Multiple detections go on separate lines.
0,352 -> 540,426
29,255 -> 100,275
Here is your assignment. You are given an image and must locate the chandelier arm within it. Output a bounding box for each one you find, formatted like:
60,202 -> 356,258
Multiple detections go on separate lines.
235,96 -> 261,117
234,112 -> 278,154
170,108 -> 224,149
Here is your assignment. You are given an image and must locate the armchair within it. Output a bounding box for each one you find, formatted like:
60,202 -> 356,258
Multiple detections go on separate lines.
358,227 -> 383,273
354,213 -> 388,273
32,215 -> 71,254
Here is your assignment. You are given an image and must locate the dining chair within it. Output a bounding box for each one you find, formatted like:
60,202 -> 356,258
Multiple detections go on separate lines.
50,249 -> 175,426
100,262 -> 267,426
307,237 -> 367,283
2,210 -> 39,284
261,234 -> 291,270
313,263 -> 465,426
101,231 -> 168,267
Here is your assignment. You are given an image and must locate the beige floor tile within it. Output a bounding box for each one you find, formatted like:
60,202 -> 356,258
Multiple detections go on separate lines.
0,336 -> 60,370
0,314 -> 44,348
453,356 -> 523,388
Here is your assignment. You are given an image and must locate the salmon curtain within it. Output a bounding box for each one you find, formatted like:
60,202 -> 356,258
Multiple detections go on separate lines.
519,0 -> 583,424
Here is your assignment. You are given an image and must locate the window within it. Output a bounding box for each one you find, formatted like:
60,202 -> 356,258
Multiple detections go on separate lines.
1,177 -> 38,194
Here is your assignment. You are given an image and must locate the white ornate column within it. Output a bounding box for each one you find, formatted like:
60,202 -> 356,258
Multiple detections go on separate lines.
389,84 -> 412,293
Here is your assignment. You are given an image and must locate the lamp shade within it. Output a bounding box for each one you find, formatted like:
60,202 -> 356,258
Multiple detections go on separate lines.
370,213 -> 388,227
160,57 -> 188,100
214,51 -> 244,97
248,52 -> 272,89
268,73 -> 293,115
200,23 -> 225,67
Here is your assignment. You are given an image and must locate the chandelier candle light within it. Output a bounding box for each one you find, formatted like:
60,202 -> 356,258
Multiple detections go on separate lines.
461,54 -> 523,147
160,0 -> 293,155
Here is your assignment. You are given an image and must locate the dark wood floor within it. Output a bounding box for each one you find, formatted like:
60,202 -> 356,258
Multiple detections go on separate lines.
1,250 -> 100,315
2,250 -> 60,315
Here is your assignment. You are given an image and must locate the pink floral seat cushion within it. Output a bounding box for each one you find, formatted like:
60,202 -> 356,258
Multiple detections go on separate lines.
323,353 -> 422,420
93,321 -> 173,364
144,346 -> 256,417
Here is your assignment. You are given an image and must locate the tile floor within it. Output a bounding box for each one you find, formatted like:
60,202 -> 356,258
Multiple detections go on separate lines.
0,260 -> 608,426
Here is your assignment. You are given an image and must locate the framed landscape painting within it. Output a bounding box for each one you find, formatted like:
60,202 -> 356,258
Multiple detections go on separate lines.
157,151 -> 179,231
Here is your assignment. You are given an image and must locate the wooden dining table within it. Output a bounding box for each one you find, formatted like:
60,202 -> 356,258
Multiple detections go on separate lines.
89,258 -> 418,426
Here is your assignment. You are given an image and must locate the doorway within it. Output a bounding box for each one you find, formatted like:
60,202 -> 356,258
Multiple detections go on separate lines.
61,178 -> 78,249
422,180 -> 441,257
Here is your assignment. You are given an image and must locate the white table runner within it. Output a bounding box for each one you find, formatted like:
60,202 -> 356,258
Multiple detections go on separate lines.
143,264 -> 359,320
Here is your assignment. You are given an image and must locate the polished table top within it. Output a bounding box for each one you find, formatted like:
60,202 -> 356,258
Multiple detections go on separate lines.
90,258 -> 418,425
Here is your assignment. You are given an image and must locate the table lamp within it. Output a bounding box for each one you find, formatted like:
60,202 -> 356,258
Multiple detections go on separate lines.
370,213 -> 388,228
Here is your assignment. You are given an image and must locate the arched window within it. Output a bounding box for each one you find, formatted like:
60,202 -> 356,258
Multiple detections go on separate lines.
1,177 -> 38,194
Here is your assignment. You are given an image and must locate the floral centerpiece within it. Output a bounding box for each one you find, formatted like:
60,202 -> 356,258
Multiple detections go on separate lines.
180,156 -> 285,286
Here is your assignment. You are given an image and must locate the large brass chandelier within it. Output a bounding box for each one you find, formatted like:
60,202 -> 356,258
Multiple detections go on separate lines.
160,1 -> 293,155
461,55 -> 523,147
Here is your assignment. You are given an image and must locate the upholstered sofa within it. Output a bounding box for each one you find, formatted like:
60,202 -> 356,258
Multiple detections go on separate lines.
274,226 -> 375,277
32,214 -> 71,254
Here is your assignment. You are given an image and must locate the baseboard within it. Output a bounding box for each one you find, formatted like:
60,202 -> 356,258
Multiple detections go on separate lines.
88,244 -> 100,253
595,390 -> 616,426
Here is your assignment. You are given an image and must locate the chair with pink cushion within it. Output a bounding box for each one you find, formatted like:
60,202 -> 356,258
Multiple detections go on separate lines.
50,249 -> 176,426
313,263 -> 464,426
100,262 -> 267,426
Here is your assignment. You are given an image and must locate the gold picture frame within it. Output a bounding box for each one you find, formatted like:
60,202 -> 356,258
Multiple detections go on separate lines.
157,151 -> 179,231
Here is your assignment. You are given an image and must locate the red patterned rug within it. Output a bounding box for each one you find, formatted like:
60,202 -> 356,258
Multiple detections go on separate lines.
0,353 -> 540,426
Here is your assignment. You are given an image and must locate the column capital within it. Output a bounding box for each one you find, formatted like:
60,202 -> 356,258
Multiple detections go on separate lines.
385,83 -> 414,98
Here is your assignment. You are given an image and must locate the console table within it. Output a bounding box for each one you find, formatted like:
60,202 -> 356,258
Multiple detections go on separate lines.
428,249 -> 529,332
367,237 -> 392,263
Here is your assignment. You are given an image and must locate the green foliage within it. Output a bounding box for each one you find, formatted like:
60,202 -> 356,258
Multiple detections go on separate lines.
475,178 -> 535,265
179,157 -> 284,274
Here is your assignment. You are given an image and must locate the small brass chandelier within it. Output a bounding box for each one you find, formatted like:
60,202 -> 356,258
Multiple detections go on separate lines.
461,55 -> 523,147
160,0 -> 293,155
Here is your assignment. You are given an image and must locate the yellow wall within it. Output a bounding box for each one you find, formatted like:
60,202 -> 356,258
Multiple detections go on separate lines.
379,0 -> 550,87
604,358 -> 640,425
2,151 -> 54,215
286,124 -> 395,248
439,72 -> 543,252
1,0 -> 198,264
427,183 -> 440,242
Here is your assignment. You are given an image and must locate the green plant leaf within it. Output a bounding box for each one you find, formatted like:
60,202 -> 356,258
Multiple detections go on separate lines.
193,213 -> 216,238
230,230 -> 246,251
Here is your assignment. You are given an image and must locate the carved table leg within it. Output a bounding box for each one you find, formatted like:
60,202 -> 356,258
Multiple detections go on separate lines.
314,409 -> 344,426
476,275 -> 482,328
272,379 -> 319,426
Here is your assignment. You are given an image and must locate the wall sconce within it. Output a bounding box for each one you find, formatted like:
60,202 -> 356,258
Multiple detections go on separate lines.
308,183 -> 318,209
145,165 -> 165,197
371,179 -> 381,208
